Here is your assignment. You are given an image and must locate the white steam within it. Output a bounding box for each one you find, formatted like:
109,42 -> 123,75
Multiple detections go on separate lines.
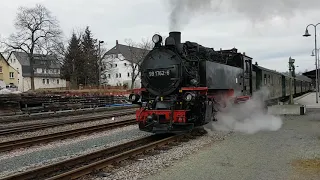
204,87 -> 283,135
167,0 -> 320,31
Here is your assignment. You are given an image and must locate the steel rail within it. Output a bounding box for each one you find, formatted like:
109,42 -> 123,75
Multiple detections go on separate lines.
0,118 -> 137,153
0,110 -> 136,136
0,105 -> 138,123
0,134 -> 184,180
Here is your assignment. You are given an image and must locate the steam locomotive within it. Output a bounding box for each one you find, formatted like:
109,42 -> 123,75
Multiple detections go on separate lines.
129,31 -> 312,134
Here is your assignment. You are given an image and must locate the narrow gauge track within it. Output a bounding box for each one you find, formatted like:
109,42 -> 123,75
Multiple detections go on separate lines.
0,106 -> 138,124
0,118 -> 136,153
0,109 -> 136,136
0,133 -> 198,180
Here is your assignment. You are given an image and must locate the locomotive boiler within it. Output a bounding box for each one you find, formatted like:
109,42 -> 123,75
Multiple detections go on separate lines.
129,31 -> 253,133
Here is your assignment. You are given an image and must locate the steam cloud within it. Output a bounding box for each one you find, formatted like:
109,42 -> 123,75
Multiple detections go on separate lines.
204,87 -> 283,135
167,0 -> 320,31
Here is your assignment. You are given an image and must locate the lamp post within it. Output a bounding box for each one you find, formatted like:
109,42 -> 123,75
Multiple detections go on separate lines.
289,57 -> 295,104
98,40 -> 104,86
311,48 -> 320,96
303,23 -> 320,103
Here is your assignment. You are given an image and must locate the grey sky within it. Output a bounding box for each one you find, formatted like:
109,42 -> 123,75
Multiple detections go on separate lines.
1,0 -> 320,73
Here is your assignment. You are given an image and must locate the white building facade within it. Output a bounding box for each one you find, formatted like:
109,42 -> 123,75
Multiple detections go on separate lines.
101,41 -> 148,89
8,51 -> 67,92
101,54 -> 141,88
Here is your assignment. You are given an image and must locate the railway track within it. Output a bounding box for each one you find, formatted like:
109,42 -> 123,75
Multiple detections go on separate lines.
0,109 -> 136,136
0,118 -> 136,153
0,105 -> 138,123
0,132 -> 202,180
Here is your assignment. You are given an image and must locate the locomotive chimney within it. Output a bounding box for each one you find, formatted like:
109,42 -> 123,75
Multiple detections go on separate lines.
169,31 -> 181,45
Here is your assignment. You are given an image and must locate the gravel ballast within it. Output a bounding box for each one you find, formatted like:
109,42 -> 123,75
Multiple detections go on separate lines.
0,124 -> 151,178
85,130 -> 232,180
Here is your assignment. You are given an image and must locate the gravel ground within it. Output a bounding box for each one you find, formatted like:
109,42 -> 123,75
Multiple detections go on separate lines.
0,124 -> 151,178
141,110 -> 320,180
83,130 -> 232,180
0,114 -> 136,142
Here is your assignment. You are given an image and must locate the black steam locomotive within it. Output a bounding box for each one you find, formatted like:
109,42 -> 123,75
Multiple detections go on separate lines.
129,31 -> 312,134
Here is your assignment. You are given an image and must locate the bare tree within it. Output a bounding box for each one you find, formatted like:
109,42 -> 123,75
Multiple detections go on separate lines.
1,4 -> 63,90
122,38 -> 152,89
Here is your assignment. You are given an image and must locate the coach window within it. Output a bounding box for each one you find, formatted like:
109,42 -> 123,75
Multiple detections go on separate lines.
264,74 -> 267,85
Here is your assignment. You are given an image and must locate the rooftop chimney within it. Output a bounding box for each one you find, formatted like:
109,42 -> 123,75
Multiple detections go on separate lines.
115,40 -> 119,49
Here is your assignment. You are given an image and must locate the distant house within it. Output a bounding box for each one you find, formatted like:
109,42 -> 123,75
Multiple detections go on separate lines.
7,51 -> 66,92
0,52 -> 18,89
101,40 -> 149,88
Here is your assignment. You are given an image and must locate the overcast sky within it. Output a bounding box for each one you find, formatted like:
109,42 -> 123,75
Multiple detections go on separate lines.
1,0 -> 320,73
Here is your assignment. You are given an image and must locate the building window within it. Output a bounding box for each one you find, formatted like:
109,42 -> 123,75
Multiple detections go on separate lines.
127,72 -> 130,77
279,77 -> 281,85
47,79 -> 49,84
108,74 -> 111,78
119,73 -> 121,78
264,74 -> 267,85
46,69 -> 48,73
116,73 -> 118,78
0,66 -> 2,73
9,72 -> 14,78
43,79 -> 45,84
42,68 -> 44,73
57,79 -> 59,84
115,64 -> 117,67
124,63 -> 127,66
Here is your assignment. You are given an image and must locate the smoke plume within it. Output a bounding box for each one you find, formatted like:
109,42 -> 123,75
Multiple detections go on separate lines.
204,87 -> 283,135
167,0 -> 320,31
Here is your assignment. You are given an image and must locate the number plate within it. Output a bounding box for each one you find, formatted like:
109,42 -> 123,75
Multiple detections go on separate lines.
148,70 -> 170,77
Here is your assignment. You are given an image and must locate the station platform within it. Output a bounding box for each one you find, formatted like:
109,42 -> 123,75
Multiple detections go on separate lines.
294,92 -> 320,109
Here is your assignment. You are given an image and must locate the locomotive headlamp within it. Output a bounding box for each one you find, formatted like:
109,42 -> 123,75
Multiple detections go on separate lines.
129,93 -> 140,102
130,94 -> 136,101
185,93 -> 195,102
152,34 -> 162,44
